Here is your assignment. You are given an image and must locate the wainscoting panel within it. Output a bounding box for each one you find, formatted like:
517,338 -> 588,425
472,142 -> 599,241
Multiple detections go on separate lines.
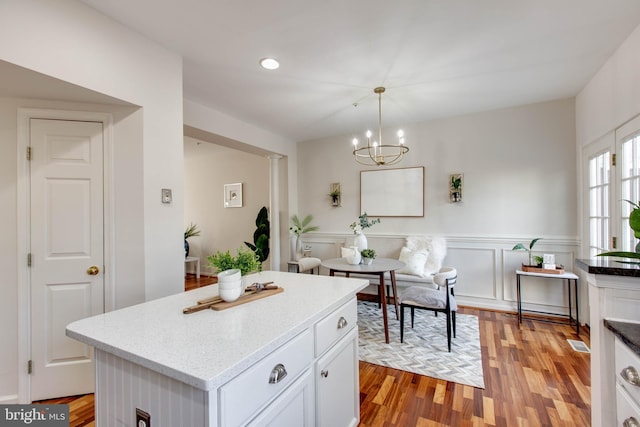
445,247 -> 497,301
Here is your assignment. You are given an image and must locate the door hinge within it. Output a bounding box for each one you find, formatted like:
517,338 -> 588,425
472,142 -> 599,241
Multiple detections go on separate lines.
612,153 -> 616,166
26,146 -> 31,161
27,360 -> 32,374
27,253 -> 32,267
613,236 -> 617,249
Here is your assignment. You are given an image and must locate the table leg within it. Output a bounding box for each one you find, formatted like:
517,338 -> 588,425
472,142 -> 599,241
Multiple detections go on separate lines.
196,258 -> 200,279
390,270 -> 400,320
567,278 -> 573,324
378,274 -> 390,344
516,273 -> 522,324
574,279 -> 580,335
329,269 -> 335,277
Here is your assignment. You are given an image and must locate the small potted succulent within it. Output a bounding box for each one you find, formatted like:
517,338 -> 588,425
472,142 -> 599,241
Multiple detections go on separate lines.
360,249 -> 376,265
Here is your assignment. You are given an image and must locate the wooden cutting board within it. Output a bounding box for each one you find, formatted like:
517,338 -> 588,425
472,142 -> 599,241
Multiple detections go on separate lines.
211,287 -> 284,311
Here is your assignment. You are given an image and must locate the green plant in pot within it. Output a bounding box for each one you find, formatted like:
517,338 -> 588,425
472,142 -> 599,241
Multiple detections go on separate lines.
184,223 -> 200,258
329,188 -> 341,205
207,247 -> 262,277
512,238 -> 542,266
290,214 -> 319,260
597,200 -> 640,263
361,249 -> 376,265
245,206 -> 270,263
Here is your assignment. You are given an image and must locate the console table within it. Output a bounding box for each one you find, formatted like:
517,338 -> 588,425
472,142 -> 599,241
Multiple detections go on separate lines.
185,256 -> 200,278
321,258 -> 404,343
515,269 -> 579,334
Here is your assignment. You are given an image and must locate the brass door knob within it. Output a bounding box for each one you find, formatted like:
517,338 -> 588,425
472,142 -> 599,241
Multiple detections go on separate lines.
86,265 -> 100,276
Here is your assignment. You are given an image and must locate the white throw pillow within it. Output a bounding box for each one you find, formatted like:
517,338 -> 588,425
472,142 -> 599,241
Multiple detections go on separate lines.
405,235 -> 447,276
396,247 -> 429,277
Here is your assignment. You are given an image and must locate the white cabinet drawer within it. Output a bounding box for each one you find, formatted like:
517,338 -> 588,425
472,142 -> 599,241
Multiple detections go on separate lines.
219,329 -> 313,427
247,368 -> 315,426
617,383 -> 640,426
315,298 -> 357,357
616,338 -> 640,408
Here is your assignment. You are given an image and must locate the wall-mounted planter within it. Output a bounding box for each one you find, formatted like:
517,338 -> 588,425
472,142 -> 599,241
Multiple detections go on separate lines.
329,183 -> 341,207
450,174 -> 463,203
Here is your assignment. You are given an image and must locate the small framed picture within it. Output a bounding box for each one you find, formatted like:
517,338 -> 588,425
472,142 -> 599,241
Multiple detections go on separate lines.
224,183 -> 243,208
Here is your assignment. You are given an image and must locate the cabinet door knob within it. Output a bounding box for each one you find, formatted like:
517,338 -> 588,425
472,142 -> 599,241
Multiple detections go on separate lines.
321,370 -> 329,378
337,316 -> 348,329
268,363 -> 287,384
621,366 -> 640,386
624,417 -> 640,427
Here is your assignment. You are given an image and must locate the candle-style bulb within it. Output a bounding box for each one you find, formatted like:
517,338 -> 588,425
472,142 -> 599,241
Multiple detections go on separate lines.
397,130 -> 404,138
365,130 -> 372,139
352,138 -> 358,147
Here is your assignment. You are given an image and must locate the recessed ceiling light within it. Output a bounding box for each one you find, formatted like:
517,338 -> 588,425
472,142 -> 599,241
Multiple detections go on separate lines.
259,58 -> 280,70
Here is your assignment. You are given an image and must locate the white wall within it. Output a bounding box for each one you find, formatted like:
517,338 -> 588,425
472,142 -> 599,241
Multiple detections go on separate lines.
298,98 -> 577,238
576,23 -> 640,147
183,100 -> 295,270
0,0 -> 184,403
297,98 -> 578,312
0,0 -> 185,302
183,137 -> 270,275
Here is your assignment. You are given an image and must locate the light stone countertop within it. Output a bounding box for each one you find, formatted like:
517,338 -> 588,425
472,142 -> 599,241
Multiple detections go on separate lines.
66,271 -> 368,391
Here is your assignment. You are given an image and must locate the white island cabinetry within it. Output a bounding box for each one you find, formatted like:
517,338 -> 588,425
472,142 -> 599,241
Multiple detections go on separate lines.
67,271 -> 368,427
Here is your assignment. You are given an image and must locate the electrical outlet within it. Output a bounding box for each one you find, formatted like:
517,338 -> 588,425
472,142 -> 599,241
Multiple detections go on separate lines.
136,408 -> 150,427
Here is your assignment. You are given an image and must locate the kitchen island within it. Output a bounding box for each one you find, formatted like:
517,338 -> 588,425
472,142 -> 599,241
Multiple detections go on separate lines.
67,271 -> 368,427
577,258 -> 640,427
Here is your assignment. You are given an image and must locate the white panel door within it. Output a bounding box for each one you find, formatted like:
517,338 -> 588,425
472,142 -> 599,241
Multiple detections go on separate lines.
29,118 -> 104,401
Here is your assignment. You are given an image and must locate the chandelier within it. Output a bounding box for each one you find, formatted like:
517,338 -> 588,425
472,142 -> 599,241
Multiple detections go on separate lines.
352,87 -> 409,166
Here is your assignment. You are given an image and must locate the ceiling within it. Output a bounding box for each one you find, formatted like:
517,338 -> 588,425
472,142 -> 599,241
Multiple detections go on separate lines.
43,1 -> 640,142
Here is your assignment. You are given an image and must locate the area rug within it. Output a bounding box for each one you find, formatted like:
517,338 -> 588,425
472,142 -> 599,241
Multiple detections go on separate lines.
357,301 -> 485,388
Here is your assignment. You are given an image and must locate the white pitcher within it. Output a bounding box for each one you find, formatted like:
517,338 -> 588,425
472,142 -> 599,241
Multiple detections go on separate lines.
346,246 -> 362,265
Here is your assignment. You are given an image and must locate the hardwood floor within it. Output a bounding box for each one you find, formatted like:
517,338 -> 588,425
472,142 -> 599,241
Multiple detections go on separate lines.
36,274 -> 591,426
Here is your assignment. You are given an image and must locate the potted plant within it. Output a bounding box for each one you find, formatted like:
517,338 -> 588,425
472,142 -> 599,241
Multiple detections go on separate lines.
207,247 -> 262,277
598,200 -> 640,263
184,223 -> 200,257
290,214 -> 319,260
329,188 -> 341,206
350,212 -> 381,252
245,206 -> 270,263
450,175 -> 462,202
512,238 -> 542,267
361,249 -> 376,265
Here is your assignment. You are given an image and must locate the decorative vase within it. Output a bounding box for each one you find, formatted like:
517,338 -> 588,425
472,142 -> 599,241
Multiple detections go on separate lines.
184,239 -> 189,258
354,232 -> 367,252
296,235 -> 303,260
362,257 -> 373,265
290,235 -> 297,261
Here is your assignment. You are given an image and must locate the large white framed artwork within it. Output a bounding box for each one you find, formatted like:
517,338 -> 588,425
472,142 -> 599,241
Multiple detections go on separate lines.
224,183 -> 243,208
360,167 -> 424,217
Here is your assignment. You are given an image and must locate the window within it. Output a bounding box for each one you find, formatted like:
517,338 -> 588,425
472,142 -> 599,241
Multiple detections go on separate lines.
618,124 -> 640,252
588,151 -> 610,257
586,115 -> 640,257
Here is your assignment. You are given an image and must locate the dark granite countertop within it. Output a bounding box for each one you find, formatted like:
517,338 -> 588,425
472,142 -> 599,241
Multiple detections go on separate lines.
576,258 -> 640,277
604,319 -> 640,356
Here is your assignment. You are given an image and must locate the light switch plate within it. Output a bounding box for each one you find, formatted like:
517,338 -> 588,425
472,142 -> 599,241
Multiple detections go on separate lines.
161,188 -> 172,204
